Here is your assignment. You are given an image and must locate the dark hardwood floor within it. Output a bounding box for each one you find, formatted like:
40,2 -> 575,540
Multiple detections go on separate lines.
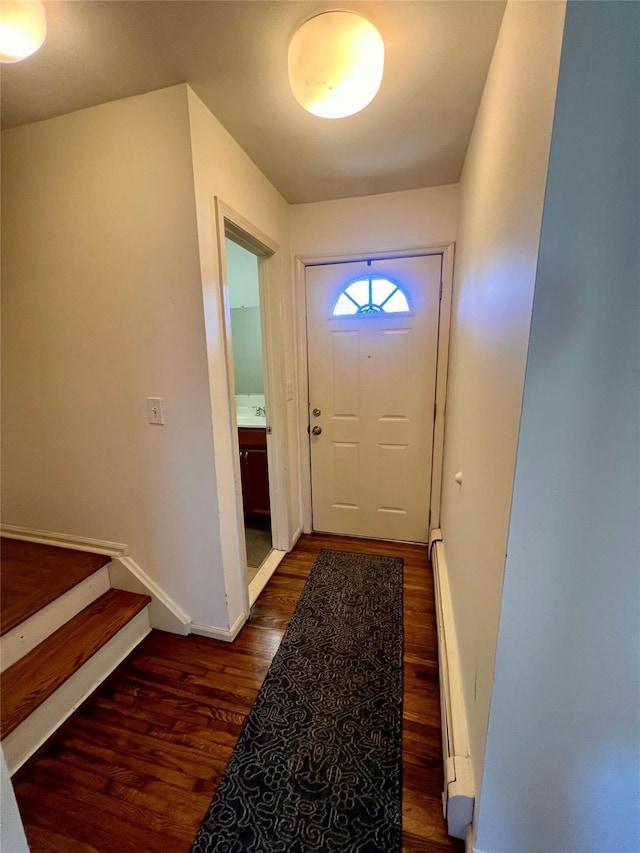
12,533 -> 463,852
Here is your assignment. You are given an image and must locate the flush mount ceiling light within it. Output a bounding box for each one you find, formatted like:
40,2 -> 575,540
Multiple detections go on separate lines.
288,11 -> 384,119
0,0 -> 46,63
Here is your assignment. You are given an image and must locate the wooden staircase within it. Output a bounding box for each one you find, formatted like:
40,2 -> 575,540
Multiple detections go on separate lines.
1,538 -> 151,774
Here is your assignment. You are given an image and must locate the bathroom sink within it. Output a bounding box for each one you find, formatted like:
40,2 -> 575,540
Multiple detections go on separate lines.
237,415 -> 266,427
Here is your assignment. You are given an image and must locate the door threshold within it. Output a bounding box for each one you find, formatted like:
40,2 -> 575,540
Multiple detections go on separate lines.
248,549 -> 286,607
312,530 -> 429,547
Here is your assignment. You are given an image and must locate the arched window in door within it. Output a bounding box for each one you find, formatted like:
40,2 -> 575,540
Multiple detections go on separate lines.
332,276 -> 410,315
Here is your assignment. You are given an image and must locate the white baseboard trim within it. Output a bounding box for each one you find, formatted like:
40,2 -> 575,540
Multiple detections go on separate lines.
191,610 -> 247,642
429,527 -> 443,552
430,528 -> 475,840
4,609 -> 151,775
0,525 -> 128,557
1,567 -> 111,673
109,556 -> 190,636
248,549 -> 286,607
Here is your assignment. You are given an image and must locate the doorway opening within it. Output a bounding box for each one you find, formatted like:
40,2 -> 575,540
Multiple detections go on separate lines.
215,199 -> 290,620
225,237 -> 273,585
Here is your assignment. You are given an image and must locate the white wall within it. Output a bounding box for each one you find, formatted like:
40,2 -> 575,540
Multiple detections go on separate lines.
290,184 -> 459,257
438,0 -> 566,793
226,238 -> 260,309
227,239 -> 264,397
186,89 -> 298,622
477,2 -> 640,851
1,84 -> 298,634
1,85 -> 228,628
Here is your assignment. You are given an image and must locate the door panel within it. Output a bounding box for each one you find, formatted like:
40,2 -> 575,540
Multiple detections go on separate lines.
306,255 -> 441,542
331,331 -> 360,415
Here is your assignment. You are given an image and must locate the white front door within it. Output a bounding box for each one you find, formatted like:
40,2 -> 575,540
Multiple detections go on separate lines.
306,254 -> 441,542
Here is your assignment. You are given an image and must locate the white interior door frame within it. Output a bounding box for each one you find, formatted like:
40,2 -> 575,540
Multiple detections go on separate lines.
212,198 -> 289,623
294,242 -> 454,538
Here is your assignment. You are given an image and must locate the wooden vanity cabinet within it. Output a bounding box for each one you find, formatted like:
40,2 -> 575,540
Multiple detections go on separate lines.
238,427 -> 270,519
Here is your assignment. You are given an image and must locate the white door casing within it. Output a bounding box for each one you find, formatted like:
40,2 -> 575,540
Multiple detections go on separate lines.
306,254 -> 442,542
210,198 -> 290,633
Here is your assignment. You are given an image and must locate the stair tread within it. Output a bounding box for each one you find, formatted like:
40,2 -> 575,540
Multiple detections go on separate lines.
1,538 -> 112,636
1,589 -> 151,739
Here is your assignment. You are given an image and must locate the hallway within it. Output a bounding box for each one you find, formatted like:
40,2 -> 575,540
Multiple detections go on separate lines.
12,533 -> 462,852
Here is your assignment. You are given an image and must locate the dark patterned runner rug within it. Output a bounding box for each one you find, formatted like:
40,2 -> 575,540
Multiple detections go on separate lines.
191,548 -> 404,853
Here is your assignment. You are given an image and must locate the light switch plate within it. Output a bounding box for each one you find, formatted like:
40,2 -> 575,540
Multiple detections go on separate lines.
285,381 -> 294,401
146,397 -> 165,425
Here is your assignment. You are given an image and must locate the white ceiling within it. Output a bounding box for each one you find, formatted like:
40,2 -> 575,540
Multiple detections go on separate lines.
0,1 -> 506,204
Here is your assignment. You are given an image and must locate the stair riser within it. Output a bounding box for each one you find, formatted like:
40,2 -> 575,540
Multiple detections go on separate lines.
3,608 -> 150,775
1,566 -> 111,674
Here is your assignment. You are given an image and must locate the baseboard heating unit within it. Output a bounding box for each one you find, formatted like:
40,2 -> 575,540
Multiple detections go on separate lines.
429,528 -> 475,840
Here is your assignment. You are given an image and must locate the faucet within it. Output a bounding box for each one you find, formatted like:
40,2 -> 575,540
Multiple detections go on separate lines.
254,405 -> 266,417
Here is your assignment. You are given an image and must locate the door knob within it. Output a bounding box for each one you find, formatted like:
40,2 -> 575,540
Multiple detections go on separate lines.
312,407 -> 321,417
311,425 -> 322,436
